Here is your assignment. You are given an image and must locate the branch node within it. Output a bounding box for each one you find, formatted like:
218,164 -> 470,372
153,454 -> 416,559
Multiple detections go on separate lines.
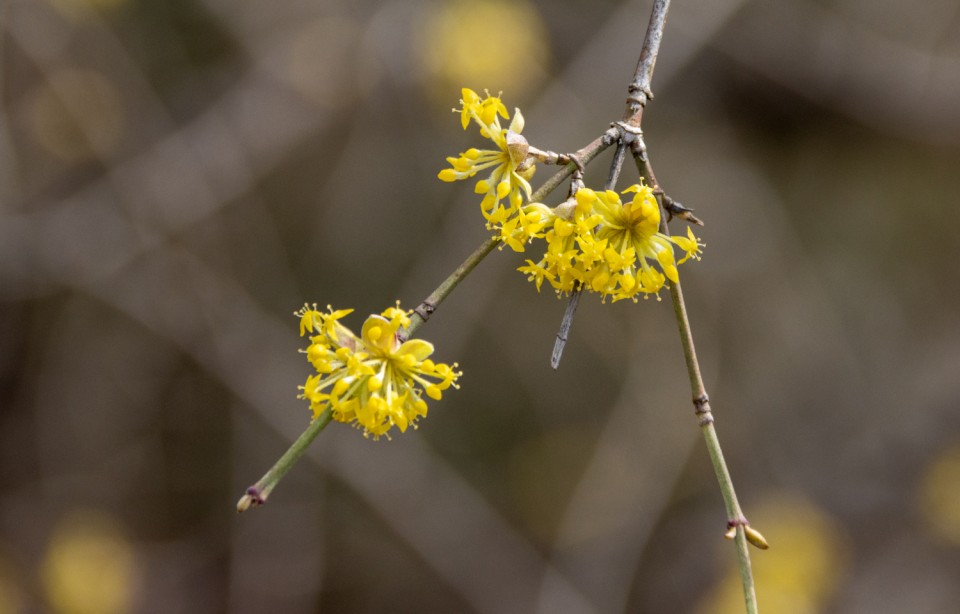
614,121 -> 644,136
610,121 -> 643,143
601,127 -> 620,146
414,300 -> 436,323
727,516 -> 748,529
725,517 -> 770,549
625,83 -> 654,108
693,394 -> 714,426
566,153 -> 586,175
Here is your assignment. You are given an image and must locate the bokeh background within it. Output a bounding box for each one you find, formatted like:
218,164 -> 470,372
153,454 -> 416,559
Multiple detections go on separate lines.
2,0 -> 960,612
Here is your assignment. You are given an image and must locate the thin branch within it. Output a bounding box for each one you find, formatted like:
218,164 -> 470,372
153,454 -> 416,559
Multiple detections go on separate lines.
633,147 -> 764,614
550,139 -> 627,369
236,125 -> 616,512
237,408 -> 333,511
624,0 -> 672,122
669,280 -> 760,614
531,130 -> 617,203
551,0 -> 672,368
407,236 -> 499,337
550,288 -> 581,369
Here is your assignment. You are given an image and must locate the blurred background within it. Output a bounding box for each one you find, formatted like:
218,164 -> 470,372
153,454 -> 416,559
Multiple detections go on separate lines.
2,0 -> 960,612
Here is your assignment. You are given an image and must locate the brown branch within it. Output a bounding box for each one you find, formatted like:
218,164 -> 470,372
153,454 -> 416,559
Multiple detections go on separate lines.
624,0 -> 672,123
551,0 -> 672,369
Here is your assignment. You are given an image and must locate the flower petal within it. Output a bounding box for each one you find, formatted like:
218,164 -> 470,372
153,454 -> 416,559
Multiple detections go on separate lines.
360,315 -> 395,354
396,338 -> 435,361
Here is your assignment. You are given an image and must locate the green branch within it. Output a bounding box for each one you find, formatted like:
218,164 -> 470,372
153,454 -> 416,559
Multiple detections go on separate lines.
634,148 -> 766,613
669,280 -> 763,614
237,409 -> 332,512
237,130 -> 613,512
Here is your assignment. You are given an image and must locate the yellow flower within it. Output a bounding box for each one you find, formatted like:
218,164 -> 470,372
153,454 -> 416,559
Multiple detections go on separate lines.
672,225 -> 705,263
519,183 -> 703,301
499,202 -> 551,252
518,190 -> 596,294
294,303 -> 461,439
438,88 -> 537,249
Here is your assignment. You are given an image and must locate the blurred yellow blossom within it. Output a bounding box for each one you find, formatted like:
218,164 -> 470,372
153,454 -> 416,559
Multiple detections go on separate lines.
296,303 -> 461,439
41,510 -> 136,614
418,0 -> 550,100
0,554 -> 24,614
697,494 -> 847,614
919,442 -> 960,545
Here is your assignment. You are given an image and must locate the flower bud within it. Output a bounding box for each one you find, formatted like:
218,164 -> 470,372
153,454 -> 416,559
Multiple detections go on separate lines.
745,525 -> 769,550
506,130 -> 529,165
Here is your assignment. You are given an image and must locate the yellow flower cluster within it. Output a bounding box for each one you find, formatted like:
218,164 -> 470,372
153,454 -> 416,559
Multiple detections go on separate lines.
438,88 -> 545,250
519,183 -> 703,301
295,303 -> 461,439
437,88 -> 703,300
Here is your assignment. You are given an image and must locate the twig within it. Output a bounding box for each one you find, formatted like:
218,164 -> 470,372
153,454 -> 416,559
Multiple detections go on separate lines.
669,281 -> 761,614
550,0 -> 672,368
634,145 -> 764,614
624,0 -> 671,122
530,130 -> 617,203
550,139 -> 627,368
237,409 -> 333,512
549,288 -> 580,368
407,236 -> 499,338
